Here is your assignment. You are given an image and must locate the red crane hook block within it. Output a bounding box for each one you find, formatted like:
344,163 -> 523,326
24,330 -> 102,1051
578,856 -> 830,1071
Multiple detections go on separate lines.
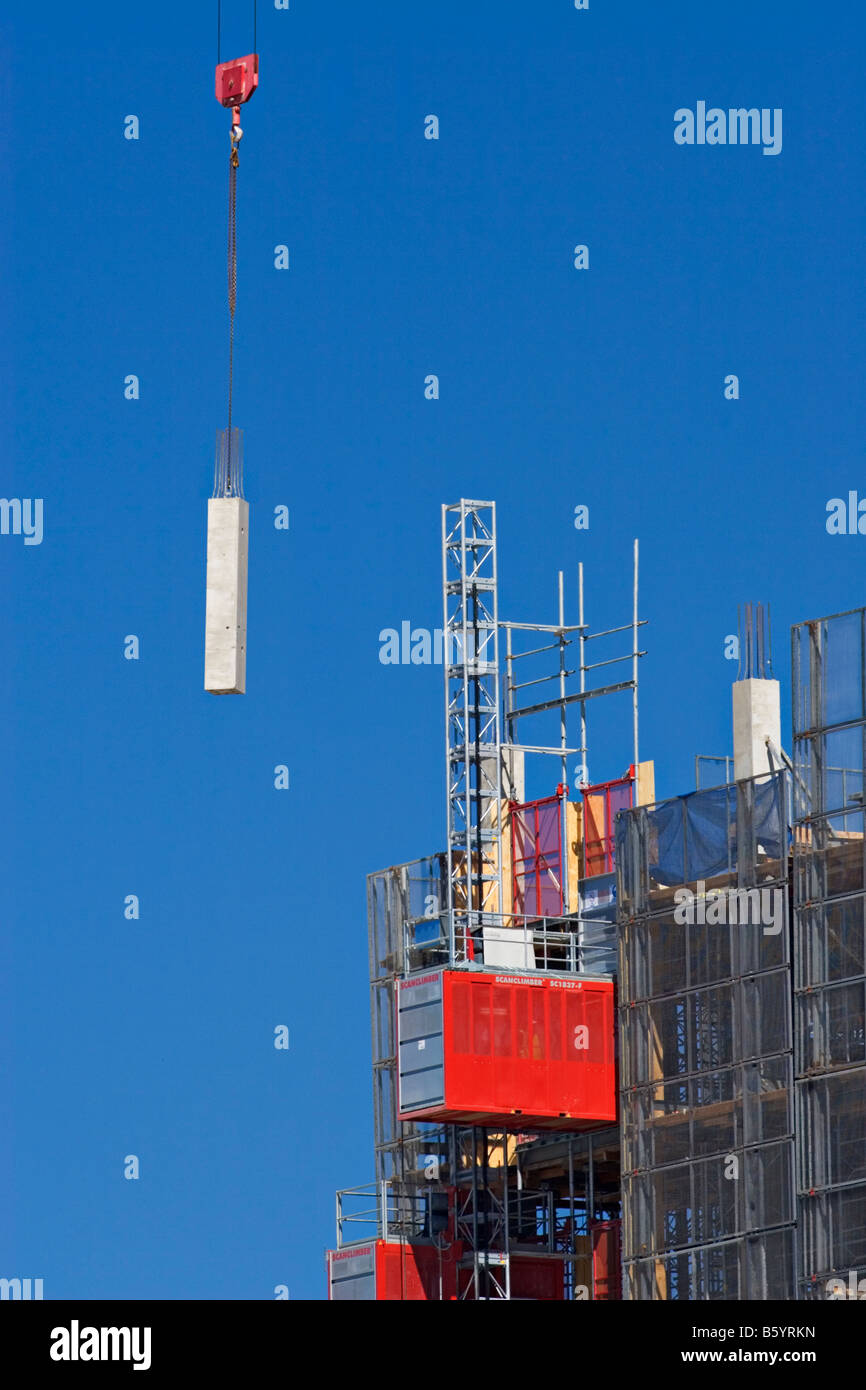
215,54 -> 259,126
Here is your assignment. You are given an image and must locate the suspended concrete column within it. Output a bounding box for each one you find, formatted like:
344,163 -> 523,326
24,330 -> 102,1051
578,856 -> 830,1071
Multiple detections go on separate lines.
205,427 -> 248,694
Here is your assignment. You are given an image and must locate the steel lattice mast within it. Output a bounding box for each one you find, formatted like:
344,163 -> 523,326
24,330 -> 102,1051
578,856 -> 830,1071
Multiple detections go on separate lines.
442,500 -> 503,933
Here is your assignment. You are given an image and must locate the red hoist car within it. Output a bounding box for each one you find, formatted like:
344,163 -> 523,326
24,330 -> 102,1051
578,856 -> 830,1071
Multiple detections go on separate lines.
396,969 -> 617,1131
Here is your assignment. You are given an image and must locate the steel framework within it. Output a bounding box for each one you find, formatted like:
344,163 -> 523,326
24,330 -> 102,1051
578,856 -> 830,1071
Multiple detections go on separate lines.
335,1126 -> 622,1301
443,500 -> 503,922
336,513 -> 866,1303
333,498 -> 648,1299
616,771 -> 796,1300
792,608 -> 866,1298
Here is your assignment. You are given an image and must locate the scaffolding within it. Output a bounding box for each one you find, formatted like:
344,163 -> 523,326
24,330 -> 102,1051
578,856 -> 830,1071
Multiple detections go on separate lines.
336,509 -> 866,1302
616,771 -> 796,1300
334,497 -> 648,1299
695,755 -> 734,791
439,498 -> 644,969
333,1129 -> 622,1301
436,505 -> 640,1294
792,608 -> 866,1297
502,541 -> 645,794
368,855 -> 450,1188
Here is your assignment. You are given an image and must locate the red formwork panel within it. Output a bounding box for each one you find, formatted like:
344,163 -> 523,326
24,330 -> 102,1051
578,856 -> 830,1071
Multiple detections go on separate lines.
583,772 -> 633,876
510,792 -> 565,916
397,970 -> 617,1131
591,1218 -> 622,1300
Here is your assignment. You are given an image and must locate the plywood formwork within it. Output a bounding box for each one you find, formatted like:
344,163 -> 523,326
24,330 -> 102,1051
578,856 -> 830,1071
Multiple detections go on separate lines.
634,759 -> 655,807
566,799 -> 583,909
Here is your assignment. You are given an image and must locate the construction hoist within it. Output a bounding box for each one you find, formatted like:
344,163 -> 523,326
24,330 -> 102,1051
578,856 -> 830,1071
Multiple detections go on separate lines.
204,7 -> 258,696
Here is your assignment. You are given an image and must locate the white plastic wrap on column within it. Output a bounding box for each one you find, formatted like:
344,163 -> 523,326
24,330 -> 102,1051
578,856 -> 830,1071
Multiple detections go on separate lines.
204,498 -> 249,694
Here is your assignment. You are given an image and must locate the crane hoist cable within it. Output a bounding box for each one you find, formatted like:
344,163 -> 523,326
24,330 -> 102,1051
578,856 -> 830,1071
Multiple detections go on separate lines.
227,125 -> 239,467
218,1 -> 257,67
214,5 -> 258,494
204,7 -> 258,698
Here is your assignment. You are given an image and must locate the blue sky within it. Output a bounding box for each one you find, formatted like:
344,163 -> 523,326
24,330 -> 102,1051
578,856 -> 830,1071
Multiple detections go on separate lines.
2,0 -> 864,1299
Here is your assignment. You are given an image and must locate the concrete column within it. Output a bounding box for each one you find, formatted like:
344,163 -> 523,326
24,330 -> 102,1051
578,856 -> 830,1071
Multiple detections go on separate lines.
732,678 -> 780,781
204,498 -> 249,694
499,746 -> 525,803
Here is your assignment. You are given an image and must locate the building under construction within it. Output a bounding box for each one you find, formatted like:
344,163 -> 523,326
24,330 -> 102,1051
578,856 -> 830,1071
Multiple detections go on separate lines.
326,499 -> 866,1300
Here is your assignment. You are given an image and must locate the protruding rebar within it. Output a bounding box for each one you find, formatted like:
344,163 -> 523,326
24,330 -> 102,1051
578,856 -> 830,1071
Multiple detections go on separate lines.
213,426 -> 245,498
738,601 -> 773,679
